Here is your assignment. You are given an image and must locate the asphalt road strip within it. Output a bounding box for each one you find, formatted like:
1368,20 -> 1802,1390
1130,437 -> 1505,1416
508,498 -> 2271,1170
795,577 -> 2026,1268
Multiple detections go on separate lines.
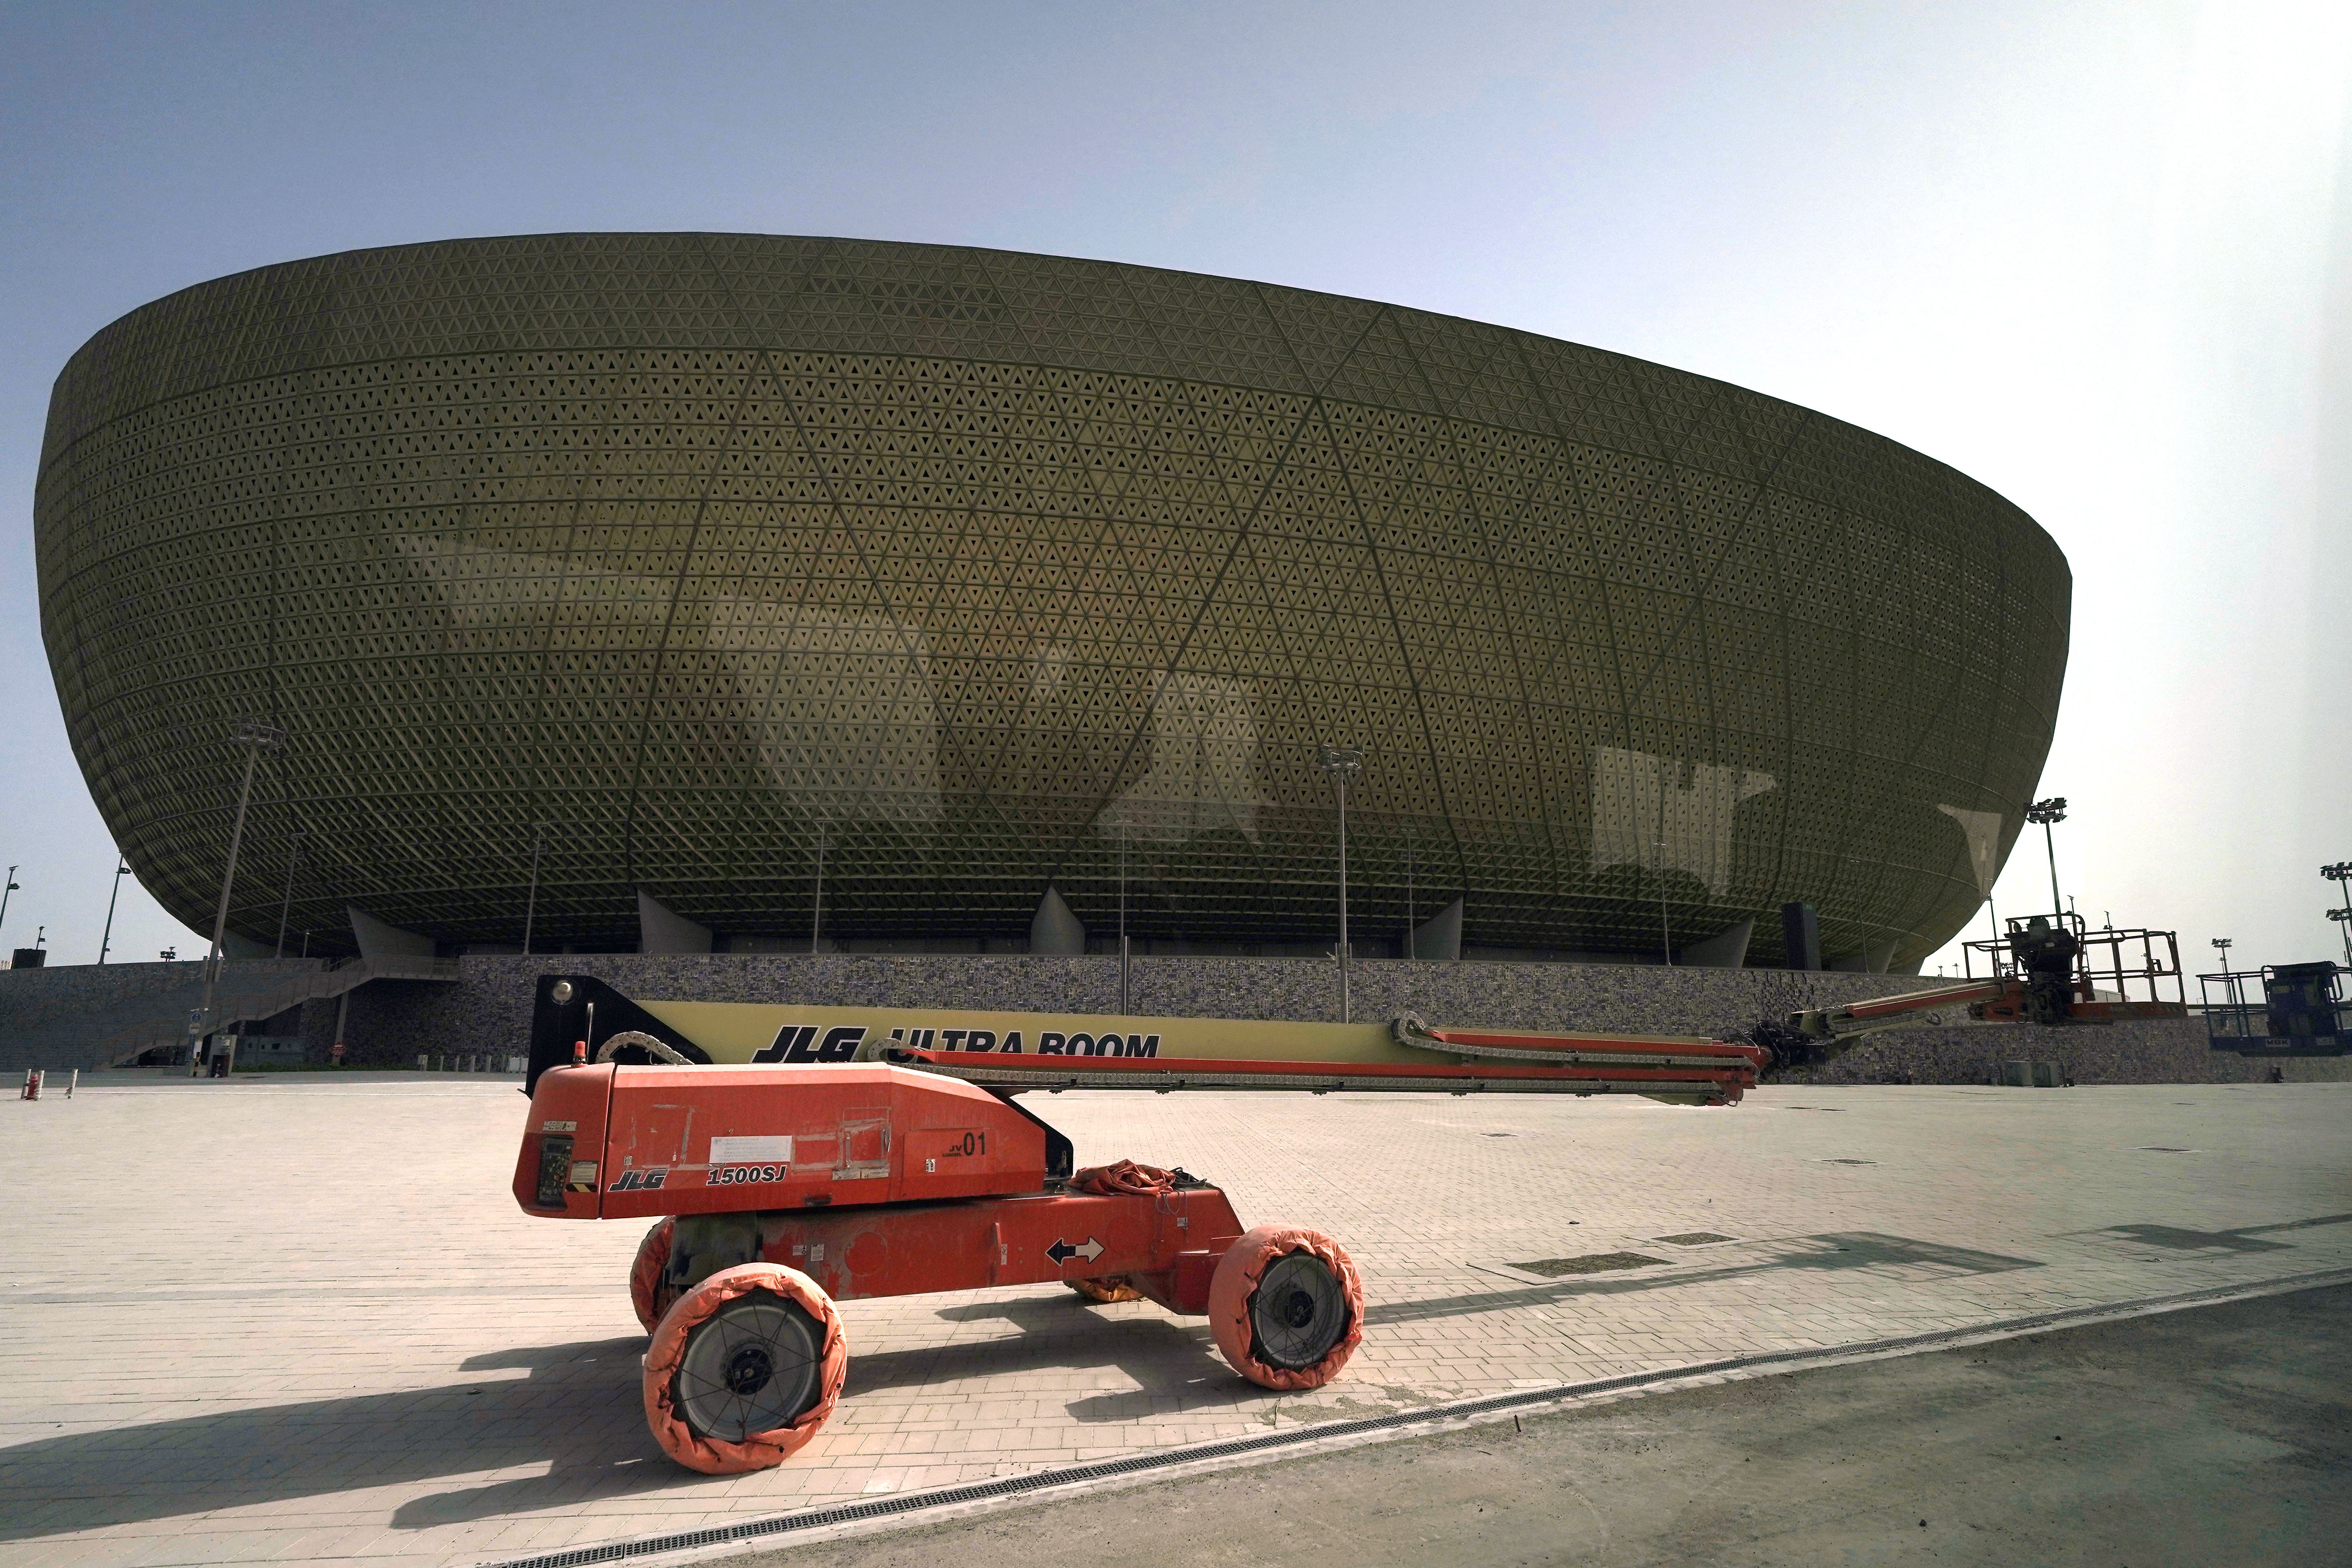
477,1262 -> 2352,1568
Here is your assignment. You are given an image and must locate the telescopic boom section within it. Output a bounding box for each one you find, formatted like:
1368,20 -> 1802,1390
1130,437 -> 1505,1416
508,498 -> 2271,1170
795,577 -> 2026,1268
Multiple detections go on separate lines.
902,1017 -> 1766,1103
520,975 -> 1769,1106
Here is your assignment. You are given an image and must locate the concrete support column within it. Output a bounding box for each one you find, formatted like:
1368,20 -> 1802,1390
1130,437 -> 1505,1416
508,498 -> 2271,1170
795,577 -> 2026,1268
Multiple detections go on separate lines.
1825,941 -> 1898,974
1677,917 -> 1753,969
1030,885 -> 1086,955
347,906 -> 434,963
1410,896 -> 1463,961
1780,902 -> 1821,970
637,889 -> 713,955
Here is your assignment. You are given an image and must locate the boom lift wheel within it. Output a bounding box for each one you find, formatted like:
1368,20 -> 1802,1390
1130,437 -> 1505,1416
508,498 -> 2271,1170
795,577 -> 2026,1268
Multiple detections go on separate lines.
1208,1225 -> 1364,1390
643,1263 -> 848,1473
628,1216 -> 675,1332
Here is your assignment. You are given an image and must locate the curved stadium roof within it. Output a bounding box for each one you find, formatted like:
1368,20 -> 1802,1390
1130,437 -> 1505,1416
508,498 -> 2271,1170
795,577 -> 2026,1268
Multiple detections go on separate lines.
36,235 -> 2068,967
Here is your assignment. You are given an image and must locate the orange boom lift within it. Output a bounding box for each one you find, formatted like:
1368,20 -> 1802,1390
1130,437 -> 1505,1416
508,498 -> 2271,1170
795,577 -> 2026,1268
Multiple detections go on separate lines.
513,918 -> 2185,1474
514,977 -> 1772,1472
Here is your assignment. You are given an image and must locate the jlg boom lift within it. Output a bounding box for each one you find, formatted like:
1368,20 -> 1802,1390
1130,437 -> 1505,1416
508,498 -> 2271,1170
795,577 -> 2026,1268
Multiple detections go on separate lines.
514,912 -> 2188,1474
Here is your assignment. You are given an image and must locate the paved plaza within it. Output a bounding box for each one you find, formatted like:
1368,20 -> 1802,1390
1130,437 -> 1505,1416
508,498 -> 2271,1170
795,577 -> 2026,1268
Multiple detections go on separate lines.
4,1072 -> 2348,1568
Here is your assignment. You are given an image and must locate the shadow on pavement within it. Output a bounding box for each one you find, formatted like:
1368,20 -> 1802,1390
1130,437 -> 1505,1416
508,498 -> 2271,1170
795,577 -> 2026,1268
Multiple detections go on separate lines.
919,1292 -> 1272,1421
0,1336 -> 657,1540
1368,1231 -> 2040,1327
0,1300 -> 1260,1538
0,1232 -> 2049,1540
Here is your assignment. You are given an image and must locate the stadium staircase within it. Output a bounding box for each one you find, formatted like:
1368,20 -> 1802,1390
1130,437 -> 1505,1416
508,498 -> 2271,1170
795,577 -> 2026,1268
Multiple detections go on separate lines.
0,957 -> 460,1075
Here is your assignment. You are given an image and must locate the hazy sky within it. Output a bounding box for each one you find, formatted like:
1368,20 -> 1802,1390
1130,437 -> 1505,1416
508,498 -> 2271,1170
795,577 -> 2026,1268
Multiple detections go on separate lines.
1,1 -> 2343,978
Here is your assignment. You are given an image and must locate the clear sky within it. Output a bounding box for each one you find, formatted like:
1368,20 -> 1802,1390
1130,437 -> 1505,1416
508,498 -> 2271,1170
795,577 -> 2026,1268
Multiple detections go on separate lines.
1,1 -> 2343,978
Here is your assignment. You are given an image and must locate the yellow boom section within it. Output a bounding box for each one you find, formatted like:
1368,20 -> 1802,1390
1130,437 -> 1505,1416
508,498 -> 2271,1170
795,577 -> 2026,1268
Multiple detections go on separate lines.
634,999 -> 1719,1068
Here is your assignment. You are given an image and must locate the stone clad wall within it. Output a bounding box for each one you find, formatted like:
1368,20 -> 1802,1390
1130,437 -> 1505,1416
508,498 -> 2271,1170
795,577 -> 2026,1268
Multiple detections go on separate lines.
331,953 -> 2350,1085
0,959 -> 206,1035
1769,1016 -> 2349,1086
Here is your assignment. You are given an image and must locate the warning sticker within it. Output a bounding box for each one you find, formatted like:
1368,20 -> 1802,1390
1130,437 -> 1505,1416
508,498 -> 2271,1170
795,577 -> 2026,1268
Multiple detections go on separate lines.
708,1134 -> 794,1165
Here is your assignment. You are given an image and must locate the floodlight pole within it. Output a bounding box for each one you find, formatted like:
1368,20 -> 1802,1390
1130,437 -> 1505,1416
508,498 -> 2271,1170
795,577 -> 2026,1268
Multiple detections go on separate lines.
273,831 -> 304,958
1118,825 -> 1129,1015
522,822 -> 547,956
2211,936 -> 2237,1012
0,865 -> 17,939
1404,826 -> 1415,962
197,720 -> 286,1056
1656,840 -> 1673,965
810,822 -> 827,955
98,856 -> 130,964
1319,745 -> 1363,1023
2026,797 -> 2068,918
2324,862 -> 2352,970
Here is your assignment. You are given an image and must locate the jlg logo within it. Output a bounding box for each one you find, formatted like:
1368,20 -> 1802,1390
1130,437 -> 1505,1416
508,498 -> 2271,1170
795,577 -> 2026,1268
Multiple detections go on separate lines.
608,1168 -> 668,1191
752,1025 -> 865,1063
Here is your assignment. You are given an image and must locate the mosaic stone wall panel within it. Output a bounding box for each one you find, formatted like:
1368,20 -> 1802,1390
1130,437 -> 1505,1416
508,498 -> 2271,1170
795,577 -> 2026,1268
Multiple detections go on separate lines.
35,235 -> 2069,967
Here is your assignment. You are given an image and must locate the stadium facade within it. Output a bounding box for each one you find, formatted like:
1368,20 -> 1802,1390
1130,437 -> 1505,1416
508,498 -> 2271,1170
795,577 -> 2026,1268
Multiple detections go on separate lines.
34,235 -> 2067,970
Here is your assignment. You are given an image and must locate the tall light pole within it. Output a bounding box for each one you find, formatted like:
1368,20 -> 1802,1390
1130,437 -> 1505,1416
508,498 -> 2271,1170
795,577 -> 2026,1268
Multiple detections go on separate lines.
1656,839 -> 1674,965
0,865 -> 17,939
1319,744 -> 1363,1024
197,719 -> 287,1055
2211,936 -> 2239,1014
1117,823 -> 1130,1014
2324,862 -> 2352,970
273,831 -> 305,958
522,822 -> 548,956
2025,797 -> 2067,918
1404,825 -> 1416,962
98,856 -> 130,964
810,821 -> 828,955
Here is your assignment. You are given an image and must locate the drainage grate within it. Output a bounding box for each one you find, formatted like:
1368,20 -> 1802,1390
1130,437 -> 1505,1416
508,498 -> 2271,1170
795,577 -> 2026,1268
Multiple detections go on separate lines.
2135,1147 -> 2195,1154
1823,1158 -> 1877,1165
1652,1232 -> 1738,1246
1509,1252 -> 1665,1276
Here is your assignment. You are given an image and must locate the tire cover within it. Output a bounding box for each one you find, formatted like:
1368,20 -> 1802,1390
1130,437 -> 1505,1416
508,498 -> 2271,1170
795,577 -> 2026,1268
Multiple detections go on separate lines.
1068,1275 -> 1144,1303
628,1217 -> 675,1333
1207,1224 -> 1364,1390
642,1263 -> 849,1474
1070,1160 -> 1175,1196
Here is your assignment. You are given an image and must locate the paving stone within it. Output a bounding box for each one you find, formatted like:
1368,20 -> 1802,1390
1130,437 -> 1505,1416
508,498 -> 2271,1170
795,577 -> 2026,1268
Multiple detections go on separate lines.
1,1077 -> 2346,1568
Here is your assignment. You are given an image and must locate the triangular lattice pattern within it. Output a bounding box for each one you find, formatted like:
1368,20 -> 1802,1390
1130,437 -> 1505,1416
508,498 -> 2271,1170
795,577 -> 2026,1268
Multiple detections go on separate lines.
34,235 -> 2068,965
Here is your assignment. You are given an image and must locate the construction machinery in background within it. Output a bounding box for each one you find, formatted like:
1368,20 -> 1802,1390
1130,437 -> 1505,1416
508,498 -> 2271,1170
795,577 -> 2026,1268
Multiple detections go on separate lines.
1765,913 -> 2186,1053
2200,960 -> 2349,1057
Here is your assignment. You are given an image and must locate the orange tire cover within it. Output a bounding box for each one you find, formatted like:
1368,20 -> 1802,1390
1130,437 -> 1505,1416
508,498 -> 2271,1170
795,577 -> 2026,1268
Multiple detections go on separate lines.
1068,1275 -> 1145,1303
628,1217 -> 675,1333
1208,1224 -> 1365,1390
1070,1159 -> 1176,1196
642,1263 -> 849,1474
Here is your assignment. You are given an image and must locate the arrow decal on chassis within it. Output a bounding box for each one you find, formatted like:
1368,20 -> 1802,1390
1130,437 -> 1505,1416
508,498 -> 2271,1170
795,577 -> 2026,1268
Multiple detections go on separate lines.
1045,1237 -> 1105,1267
